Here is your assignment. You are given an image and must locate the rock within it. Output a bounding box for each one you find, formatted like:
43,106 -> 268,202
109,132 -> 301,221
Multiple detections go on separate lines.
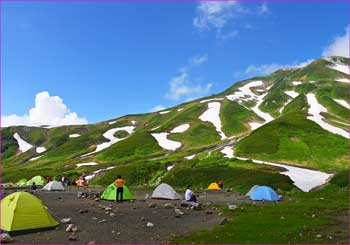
98,219 -> 107,223
79,209 -> 88,214
311,214 -> 316,218
1,233 -> 13,243
109,213 -> 116,217
104,207 -> 112,211
219,218 -> 228,225
328,236 -> 333,240
148,203 -> 156,208
141,216 -> 145,221
68,235 -> 77,241
218,212 -> 223,216
206,210 -> 213,215
280,216 -> 285,220
174,208 -> 184,216
87,241 -> 96,244
61,218 -> 72,224
94,198 -> 100,202
316,234 -> 322,238
55,196 -> 62,200
91,217 -> 97,220
132,207 -> 137,209
105,211 -> 110,214
164,203 -> 174,209
66,224 -> 74,232
146,222 -> 154,227
228,205 -> 237,210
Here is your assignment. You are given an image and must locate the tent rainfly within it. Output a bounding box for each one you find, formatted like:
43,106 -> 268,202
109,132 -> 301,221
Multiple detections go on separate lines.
100,183 -> 134,201
207,182 -> 220,190
151,183 -> 181,200
42,181 -> 65,191
26,176 -> 46,186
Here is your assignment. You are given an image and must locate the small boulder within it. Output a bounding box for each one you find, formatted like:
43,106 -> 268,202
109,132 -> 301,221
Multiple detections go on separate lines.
219,217 -> 228,225
110,213 -> 116,217
66,224 -> 74,232
104,207 -> 112,211
164,203 -> 174,209
206,210 -> 213,215
141,216 -> 145,221
174,208 -> 184,216
79,209 -> 88,214
94,198 -> 100,202
68,235 -> 77,241
316,234 -> 322,238
87,241 -> 96,244
148,203 -> 156,208
228,205 -> 237,210
72,226 -> 78,232
146,222 -> 154,227
98,219 -> 107,223
1,233 -> 13,243
61,218 -> 72,224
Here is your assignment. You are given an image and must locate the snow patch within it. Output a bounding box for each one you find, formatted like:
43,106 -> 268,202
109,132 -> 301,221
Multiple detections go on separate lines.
85,166 -> 116,181
334,99 -> 350,109
13,133 -> 33,152
170,124 -> 190,133
221,146 -> 234,158
292,81 -> 302,86
131,120 -> 136,125
177,108 -> 184,112
69,134 -> 81,138
184,154 -> 196,160
328,64 -> 350,75
306,93 -> 349,139
285,90 -> 299,98
108,121 -> 117,125
29,155 -> 43,161
199,102 -> 227,140
159,111 -> 170,114
167,165 -> 174,171
76,162 -> 98,167
36,147 -> 46,154
200,98 -> 224,103
248,122 -> 263,131
226,80 -> 264,102
336,78 -> 350,84
151,133 -> 181,151
151,126 -> 160,131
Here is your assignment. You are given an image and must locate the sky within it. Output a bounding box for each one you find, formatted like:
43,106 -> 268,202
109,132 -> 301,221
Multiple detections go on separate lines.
2,1 -> 349,126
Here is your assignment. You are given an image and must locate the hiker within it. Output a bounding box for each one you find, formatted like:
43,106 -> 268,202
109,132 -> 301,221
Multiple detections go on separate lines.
185,185 -> 197,203
32,182 -> 37,191
218,179 -> 224,190
114,175 -> 125,203
45,176 -> 51,183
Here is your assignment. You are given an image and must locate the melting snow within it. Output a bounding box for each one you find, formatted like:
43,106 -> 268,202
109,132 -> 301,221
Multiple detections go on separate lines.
199,102 -> 227,140
306,93 -> 349,139
329,64 -> 350,75
285,90 -> 299,98
336,78 -> 350,84
221,146 -> 234,158
151,126 -> 161,131
226,81 -> 264,102
151,133 -> 182,151
29,155 -> 43,161
167,165 -> 174,171
85,166 -> 116,181
170,124 -> 190,133
131,120 -> 136,125
13,133 -> 33,152
292,81 -> 302,85
248,122 -> 263,131
177,108 -> 184,112
159,111 -> 170,114
69,134 -> 81,138
251,93 -> 274,123
334,99 -> 350,109
76,162 -> 98,167
82,126 -> 136,156
184,154 -> 196,160
108,121 -> 117,125
200,98 -> 224,103
36,147 -> 46,154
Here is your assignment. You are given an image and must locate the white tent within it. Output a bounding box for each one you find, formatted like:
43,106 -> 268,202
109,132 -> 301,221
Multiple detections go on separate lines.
246,185 -> 259,196
151,183 -> 181,200
42,181 -> 65,191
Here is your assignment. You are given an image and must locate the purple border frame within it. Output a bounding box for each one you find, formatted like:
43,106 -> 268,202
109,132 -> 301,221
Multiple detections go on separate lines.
0,0 -> 349,245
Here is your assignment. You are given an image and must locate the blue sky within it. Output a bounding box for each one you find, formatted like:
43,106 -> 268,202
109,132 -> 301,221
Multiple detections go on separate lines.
2,1 -> 349,126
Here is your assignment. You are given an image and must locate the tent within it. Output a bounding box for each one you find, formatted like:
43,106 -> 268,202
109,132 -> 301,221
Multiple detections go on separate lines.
100,183 -> 133,201
250,186 -> 279,201
151,183 -> 181,200
42,181 -> 65,191
1,192 -> 59,233
16,178 -> 28,186
245,185 -> 259,196
76,179 -> 88,186
207,182 -> 220,190
26,176 -> 46,186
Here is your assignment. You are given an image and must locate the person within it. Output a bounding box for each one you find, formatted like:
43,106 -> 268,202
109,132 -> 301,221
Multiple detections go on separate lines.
114,175 -> 125,203
45,176 -> 51,183
32,182 -> 37,191
218,179 -> 224,190
185,185 -> 197,203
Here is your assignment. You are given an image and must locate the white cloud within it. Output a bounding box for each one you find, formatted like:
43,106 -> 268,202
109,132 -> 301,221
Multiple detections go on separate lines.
322,26 -> 349,58
166,69 -> 212,101
243,59 -> 314,77
193,1 -> 240,32
2,91 -> 88,127
149,105 -> 166,112
257,2 -> 270,15
190,55 -> 208,66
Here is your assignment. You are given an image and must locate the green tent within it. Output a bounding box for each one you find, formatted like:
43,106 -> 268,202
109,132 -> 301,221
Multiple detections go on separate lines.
1,192 -> 58,233
100,183 -> 134,201
16,178 -> 28,186
26,176 -> 46,186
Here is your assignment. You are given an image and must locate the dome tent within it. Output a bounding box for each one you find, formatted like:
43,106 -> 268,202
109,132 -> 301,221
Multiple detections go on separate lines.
42,181 -> 65,191
1,192 -> 58,234
151,183 -> 181,200
250,186 -> 279,201
245,185 -> 259,196
16,178 -> 28,186
26,176 -> 46,186
100,183 -> 134,201
207,182 -> 220,190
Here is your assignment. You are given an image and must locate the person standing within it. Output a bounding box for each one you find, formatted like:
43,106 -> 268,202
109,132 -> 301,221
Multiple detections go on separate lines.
114,175 -> 125,203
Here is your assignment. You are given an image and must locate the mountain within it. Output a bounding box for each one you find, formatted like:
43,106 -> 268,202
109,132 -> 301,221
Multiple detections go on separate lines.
2,56 -> 349,192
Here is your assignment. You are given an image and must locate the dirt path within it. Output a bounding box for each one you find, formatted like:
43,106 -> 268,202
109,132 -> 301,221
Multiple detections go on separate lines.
3,188 -> 252,244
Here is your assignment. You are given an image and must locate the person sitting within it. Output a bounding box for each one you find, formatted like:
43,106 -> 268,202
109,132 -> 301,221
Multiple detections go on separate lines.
185,185 -> 197,203
218,179 -> 224,190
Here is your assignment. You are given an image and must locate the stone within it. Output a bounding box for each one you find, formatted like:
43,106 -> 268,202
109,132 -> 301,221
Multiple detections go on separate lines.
164,203 -> 174,209
72,226 -> 78,232
174,208 -> 184,216
316,234 -> 322,238
98,219 -> 107,223
148,203 -> 156,208
280,216 -> 285,220
219,218 -> 228,225
180,201 -> 189,207
146,222 -> 154,227
109,213 -> 116,217
104,207 -> 112,211
61,218 -> 72,224
79,209 -> 88,214
87,241 -> 96,244
66,224 -> 74,232
68,235 -> 77,241
206,210 -> 213,215
1,233 -> 13,243
94,198 -> 100,202
228,205 -> 237,210
141,216 -> 145,221
91,217 -> 97,220
311,214 -> 316,218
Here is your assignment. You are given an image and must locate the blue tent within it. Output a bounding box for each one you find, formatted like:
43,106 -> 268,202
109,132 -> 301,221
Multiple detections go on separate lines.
250,186 -> 279,201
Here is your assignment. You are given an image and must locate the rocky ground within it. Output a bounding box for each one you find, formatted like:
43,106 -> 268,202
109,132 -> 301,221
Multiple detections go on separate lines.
1,187 -> 252,244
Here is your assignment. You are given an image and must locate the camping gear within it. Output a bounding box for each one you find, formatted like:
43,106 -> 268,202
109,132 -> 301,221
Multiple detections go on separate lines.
76,179 -> 88,186
42,181 -> 65,191
100,183 -> 133,201
26,176 -> 46,186
250,186 -> 279,201
151,183 -> 181,200
245,185 -> 259,196
207,182 -> 220,190
1,192 -> 58,233
16,178 -> 28,186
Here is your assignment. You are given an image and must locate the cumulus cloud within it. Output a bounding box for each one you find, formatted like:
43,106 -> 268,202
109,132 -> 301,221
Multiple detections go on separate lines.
2,91 -> 88,127
190,55 -> 208,66
149,105 -> 166,112
193,1 -> 240,32
322,26 -> 349,58
243,59 -> 314,77
166,70 -> 212,101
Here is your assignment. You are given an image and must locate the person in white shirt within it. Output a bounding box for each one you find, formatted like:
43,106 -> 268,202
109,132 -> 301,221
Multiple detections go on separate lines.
185,185 -> 197,202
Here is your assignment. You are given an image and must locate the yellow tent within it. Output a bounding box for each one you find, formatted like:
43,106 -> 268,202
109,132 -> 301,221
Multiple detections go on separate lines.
1,192 -> 58,233
207,182 -> 220,190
